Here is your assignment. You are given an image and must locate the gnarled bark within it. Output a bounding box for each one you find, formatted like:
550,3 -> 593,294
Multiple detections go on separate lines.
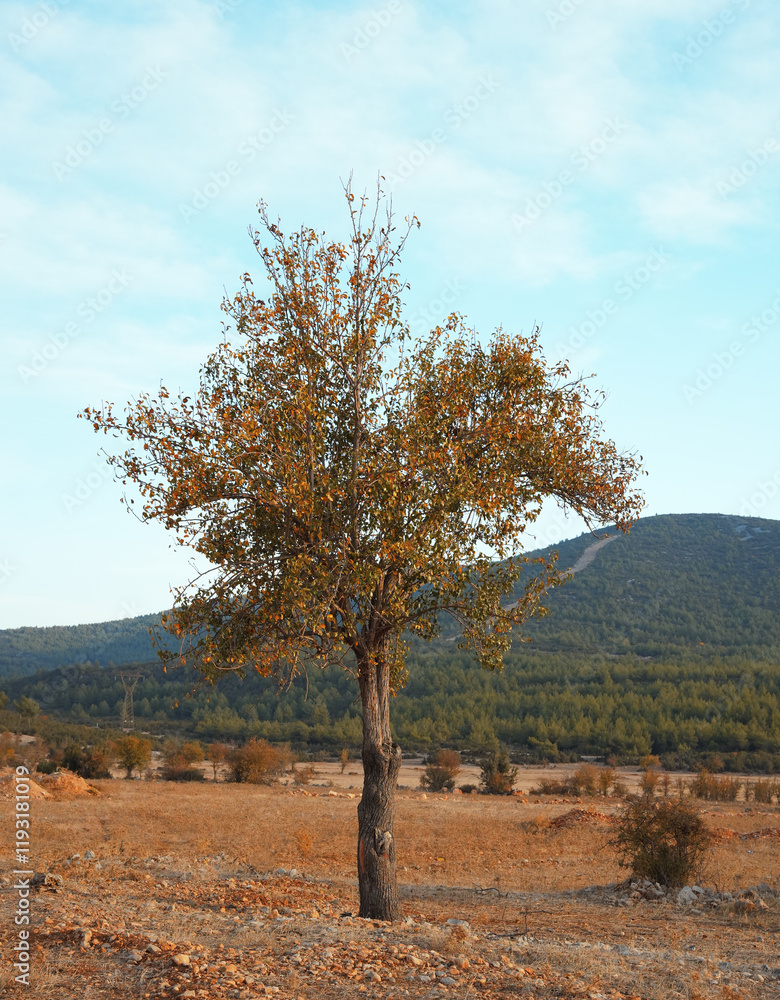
357,640 -> 402,920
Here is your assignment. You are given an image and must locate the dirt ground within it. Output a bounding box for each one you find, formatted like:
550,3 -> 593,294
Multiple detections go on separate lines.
1,764 -> 779,999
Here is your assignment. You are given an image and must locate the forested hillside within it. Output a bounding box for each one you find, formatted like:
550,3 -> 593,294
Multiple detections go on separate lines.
3,513 -> 777,678
2,514 -> 779,763
0,613 -> 167,679
513,512 -> 780,657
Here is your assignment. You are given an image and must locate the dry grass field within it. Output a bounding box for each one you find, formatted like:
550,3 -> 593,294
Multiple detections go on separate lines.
2,762 -> 779,999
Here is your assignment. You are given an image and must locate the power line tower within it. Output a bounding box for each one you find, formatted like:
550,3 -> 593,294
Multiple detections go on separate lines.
118,672 -> 143,732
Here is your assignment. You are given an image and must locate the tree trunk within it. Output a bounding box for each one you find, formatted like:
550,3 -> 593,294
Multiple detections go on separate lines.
357,641 -> 402,920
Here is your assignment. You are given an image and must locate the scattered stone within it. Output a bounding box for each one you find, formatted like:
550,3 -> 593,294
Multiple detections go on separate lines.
172,953 -> 191,966
31,872 -> 63,892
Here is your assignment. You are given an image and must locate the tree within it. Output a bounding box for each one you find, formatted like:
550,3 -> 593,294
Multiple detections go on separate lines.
83,181 -> 643,919
206,741 -> 232,781
480,749 -> 519,794
15,696 -> 40,726
160,739 -> 205,781
228,737 -> 288,783
113,735 -> 152,779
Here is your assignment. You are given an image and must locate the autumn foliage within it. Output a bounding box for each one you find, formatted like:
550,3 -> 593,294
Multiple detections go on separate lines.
82,180 -> 643,918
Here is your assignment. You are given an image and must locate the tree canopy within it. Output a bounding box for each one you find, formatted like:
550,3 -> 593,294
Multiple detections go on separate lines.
84,187 -> 641,684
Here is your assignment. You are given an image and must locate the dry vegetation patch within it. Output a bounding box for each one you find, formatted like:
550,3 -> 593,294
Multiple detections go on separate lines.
2,779 -> 779,999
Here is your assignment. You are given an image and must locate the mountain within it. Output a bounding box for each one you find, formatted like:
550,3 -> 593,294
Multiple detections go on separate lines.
0,613 -> 164,679
2,514 -> 779,761
1,513 -> 778,680
510,512 -> 780,659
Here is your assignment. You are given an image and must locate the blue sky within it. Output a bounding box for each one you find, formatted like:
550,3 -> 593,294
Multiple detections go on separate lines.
2,0 -> 779,628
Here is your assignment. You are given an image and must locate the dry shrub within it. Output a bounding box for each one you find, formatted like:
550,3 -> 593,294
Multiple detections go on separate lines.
597,766 -> 615,795
691,769 -> 742,802
612,794 -> 712,887
292,763 -> 316,785
229,738 -> 289,784
747,778 -> 777,804
160,740 -> 205,781
480,751 -> 518,795
519,811 -> 551,833
530,776 -> 571,795
639,767 -> 660,797
292,825 -> 317,858
571,763 -> 599,795
420,749 -> 461,792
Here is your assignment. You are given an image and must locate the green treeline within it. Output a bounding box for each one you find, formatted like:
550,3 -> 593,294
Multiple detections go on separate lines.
1,513 -> 779,765
4,649 -> 780,765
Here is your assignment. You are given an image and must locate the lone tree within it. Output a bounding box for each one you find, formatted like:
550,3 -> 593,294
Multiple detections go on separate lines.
83,182 -> 642,920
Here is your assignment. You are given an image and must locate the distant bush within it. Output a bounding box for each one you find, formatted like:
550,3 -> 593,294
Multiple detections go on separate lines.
480,750 -> 518,795
690,769 -> 741,802
530,764 -> 601,797
229,738 -> 290,784
530,776 -> 571,795
160,740 -> 205,781
63,742 -> 114,779
420,749 -> 461,792
113,735 -> 153,779
292,763 -> 316,785
747,778 -> 777,804
597,766 -> 615,795
36,759 -> 58,774
612,795 -> 712,888
459,783 -> 478,794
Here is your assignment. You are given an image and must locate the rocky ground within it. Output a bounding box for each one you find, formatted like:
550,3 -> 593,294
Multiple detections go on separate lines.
2,771 -> 780,999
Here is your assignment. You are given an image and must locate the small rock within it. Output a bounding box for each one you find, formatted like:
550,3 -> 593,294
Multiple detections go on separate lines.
172,953 -> 191,966
676,887 -> 698,907
31,873 -> 63,892
84,850 -> 96,860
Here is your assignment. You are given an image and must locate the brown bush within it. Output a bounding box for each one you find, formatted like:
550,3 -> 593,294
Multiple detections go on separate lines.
228,738 -> 289,784
691,769 -> 742,802
612,795 -> 712,888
